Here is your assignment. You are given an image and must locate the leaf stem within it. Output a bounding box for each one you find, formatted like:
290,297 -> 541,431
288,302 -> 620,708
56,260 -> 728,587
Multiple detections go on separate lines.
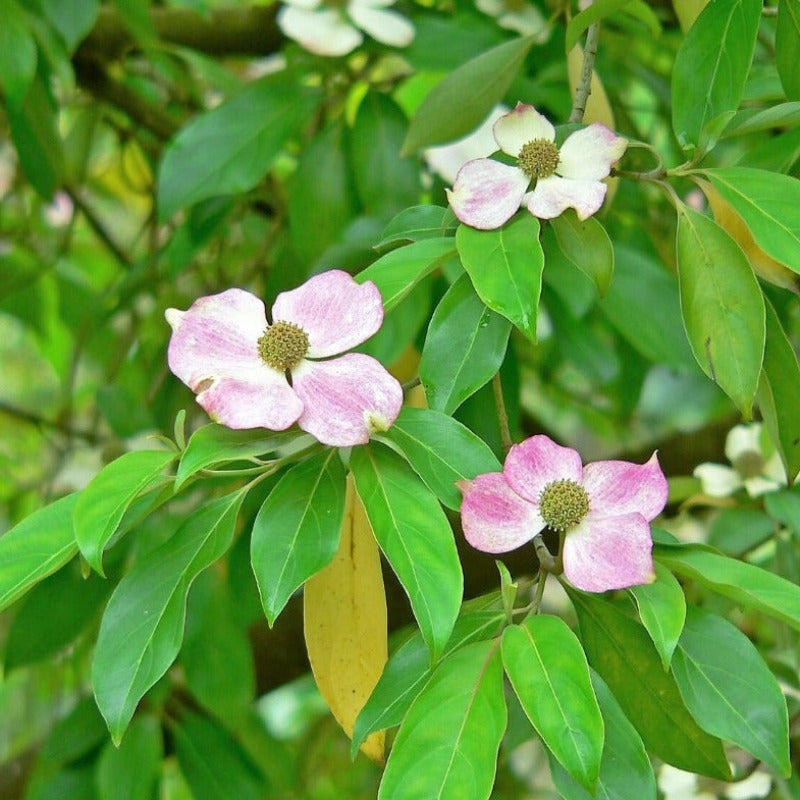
492,372 -> 513,453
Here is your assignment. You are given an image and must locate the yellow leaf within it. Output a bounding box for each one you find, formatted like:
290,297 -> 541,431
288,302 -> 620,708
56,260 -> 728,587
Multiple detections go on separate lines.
699,180 -> 800,295
672,0 -> 710,32
304,472 -> 388,764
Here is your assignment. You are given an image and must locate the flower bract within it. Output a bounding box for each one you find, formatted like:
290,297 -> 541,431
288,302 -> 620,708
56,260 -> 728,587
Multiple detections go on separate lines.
475,0 -> 550,40
165,270 -> 403,447
446,102 -> 627,229
458,434 -> 668,592
278,0 -> 414,57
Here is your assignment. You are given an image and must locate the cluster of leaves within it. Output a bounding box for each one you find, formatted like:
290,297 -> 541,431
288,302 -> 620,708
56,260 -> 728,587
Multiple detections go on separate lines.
2,0 -> 800,799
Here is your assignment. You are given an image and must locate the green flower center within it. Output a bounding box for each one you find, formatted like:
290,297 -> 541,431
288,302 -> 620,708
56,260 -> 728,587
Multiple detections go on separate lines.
538,479 -> 589,531
517,139 -> 560,179
732,450 -> 765,479
257,321 -> 309,372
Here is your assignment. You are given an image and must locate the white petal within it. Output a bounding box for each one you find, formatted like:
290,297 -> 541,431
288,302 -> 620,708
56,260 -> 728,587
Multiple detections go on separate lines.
526,175 -> 607,220
724,423 -> 763,462
446,158 -> 529,229
497,7 -> 549,39
743,475 -> 783,498
475,0 -> 505,14
693,463 -> 743,497
277,6 -> 363,56
281,0 -> 321,8
348,4 -> 414,47
493,102 -> 555,157
557,124 -> 627,181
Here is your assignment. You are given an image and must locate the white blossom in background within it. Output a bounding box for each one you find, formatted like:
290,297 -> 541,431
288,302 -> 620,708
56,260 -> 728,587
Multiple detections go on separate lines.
424,105 -> 509,185
659,764 -> 772,800
694,422 -> 786,498
476,0 -> 550,39
278,0 -> 414,57
44,191 -> 74,227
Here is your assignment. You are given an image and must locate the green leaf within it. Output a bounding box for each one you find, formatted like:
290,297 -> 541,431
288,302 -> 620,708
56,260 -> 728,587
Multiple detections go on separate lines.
765,488 -> 800,532
4,560 -> 111,671
378,641 -> 506,800
402,35 -> 537,153
41,0 -> 99,52
0,493 -> 78,613
352,610 -> 506,756
759,298 -> 800,484
251,450 -> 347,625
92,491 -> 243,744
74,450 -> 177,575
551,210 -> 614,297
377,205 -> 457,249
176,424 -> 293,490
96,715 -> 162,800
0,0 -> 37,107
676,205 -> 765,416
418,274 -> 511,415
351,92 -> 420,217
376,407 -> 501,509
456,216 -> 544,342
723,102 -> 800,137
777,0 -> 800,100
357,237 -> 457,310
629,562 -> 686,669
173,712 -> 267,800
549,671 -> 657,800
671,0 -> 761,151
704,167 -> 800,270
157,73 -> 320,220
654,537 -> 800,630
502,615 -> 604,792
708,508 -> 775,556
672,606 -> 790,775
350,443 -> 462,659
569,590 -> 731,779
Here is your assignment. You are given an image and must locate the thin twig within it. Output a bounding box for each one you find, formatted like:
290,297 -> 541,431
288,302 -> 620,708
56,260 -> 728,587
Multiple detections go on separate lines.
492,372 -> 512,453
569,22 -> 601,124
0,400 -> 101,444
65,186 -> 134,268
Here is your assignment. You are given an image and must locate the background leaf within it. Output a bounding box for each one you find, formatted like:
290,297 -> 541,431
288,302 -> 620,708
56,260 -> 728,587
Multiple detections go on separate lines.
96,715 -> 162,800
551,210 -> 614,297
777,0 -> 800,100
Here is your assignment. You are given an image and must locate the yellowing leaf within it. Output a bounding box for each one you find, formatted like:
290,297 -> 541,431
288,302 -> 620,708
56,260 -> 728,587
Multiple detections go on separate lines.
304,472 -> 388,763
390,344 -> 428,409
699,179 -> 800,295
673,0 -> 710,32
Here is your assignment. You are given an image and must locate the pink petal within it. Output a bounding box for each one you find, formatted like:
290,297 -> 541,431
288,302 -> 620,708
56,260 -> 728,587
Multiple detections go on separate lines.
291,353 -> 403,446
526,175 -> 607,220
493,102 -> 555,158
271,270 -> 384,358
459,473 -> 544,553
348,4 -> 414,47
446,159 -> 529,230
582,452 -> 668,522
196,373 -> 304,431
166,288 -> 268,393
277,6 -> 363,56
562,513 -> 655,592
504,435 -> 584,505
557,124 -> 627,181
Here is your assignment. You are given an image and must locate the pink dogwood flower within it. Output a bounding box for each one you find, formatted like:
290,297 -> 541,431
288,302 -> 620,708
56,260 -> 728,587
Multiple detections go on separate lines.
165,270 -> 403,447
446,102 -> 627,229
459,435 -> 668,592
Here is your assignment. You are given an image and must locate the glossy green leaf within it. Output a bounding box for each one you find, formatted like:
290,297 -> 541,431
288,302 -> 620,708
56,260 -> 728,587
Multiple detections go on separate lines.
351,92 -> 420,216
672,606 -> 790,775
356,237 -> 457,311
376,407 -> 501,509
0,493 -> 78,613
251,449 -> 346,625
378,641 -> 506,800
41,0 -> 99,52
723,102 -> 800,137
759,298 -> 800,483
456,215 -> 544,342
96,715 -> 162,800
74,449 -> 177,575
550,671 -> 657,800
158,73 -> 320,220
629,562 -> 686,669
671,0 -> 761,150
418,274 -> 511,415
173,712 -> 267,800
402,35 -> 537,153
708,508 -> 775,556
777,0 -> 800,100
502,615 -> 603,792
570,590 -> 730,779
551,210 -> 614,297
377,205 -> 457,249
352,609 -> 506,756
176,425 -> 293,490
704,167 -> 800,270
765,488 -> 800,532
92,490 -> 243,743
676,205 -> 765,415
350,443 -> 462,659
654,537 -> 800,629
0,0 -> 37,107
